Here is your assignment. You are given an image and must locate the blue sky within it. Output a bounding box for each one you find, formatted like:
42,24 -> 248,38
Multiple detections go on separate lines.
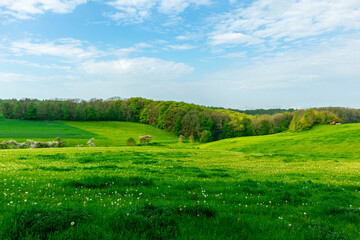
0,0 -> 359,109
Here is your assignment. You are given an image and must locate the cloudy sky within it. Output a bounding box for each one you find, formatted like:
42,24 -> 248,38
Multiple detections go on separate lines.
0,0 -> 359,109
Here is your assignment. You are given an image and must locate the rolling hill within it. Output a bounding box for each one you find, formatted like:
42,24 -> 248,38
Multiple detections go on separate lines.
201,123 -> 360,161
0,120 -> 180,147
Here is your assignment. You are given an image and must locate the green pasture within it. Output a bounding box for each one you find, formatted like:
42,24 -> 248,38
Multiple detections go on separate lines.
66,121 -> 182,147
0,120 -> 94,139
202,123 -> 360,161
0,120 -> 181,147
1,121 -> 360,239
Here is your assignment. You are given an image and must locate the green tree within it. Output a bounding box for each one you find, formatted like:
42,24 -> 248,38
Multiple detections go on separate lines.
25,104 -> 38,120
200,130 -> 212,143
221,123 -> 234,139
174,115 -> 182,134
87,107 -> 96,121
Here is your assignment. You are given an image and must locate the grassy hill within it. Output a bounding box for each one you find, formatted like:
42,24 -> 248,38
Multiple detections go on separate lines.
201,123 -> 360,161
0,120 -> 180,147
1,122 -> 360,239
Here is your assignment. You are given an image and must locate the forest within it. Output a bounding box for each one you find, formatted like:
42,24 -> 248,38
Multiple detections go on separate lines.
1,98 -> 357,142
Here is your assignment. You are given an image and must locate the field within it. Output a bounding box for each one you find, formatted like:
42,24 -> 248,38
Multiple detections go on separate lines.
0,120 -> 181,147
1,121 -> 360,239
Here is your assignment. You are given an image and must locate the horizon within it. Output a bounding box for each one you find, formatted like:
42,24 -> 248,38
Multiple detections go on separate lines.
1,0 -> 359,109
3,96 -> 358,111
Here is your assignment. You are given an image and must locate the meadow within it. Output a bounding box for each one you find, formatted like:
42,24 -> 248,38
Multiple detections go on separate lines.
1,120 -> 360,239
0,120 -> 181,147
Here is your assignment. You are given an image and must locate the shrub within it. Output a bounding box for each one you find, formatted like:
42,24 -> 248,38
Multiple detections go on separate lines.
0,141 -> 9,149
26,140 -> 57,148
138,135 -> 152,145
189,135 -> 194,145
87,138 -> 96,147
126,137 -> 137,146
178,135 -> 185,144
8,140 -> 28,149
56,137 -> 66,148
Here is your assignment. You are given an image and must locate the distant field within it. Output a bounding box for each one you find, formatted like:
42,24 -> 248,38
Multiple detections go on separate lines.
201,123 -> 360,161
0,120 -> 94,139
1,122 -> 360,239
66,121 -> 181,147
0,120 -> 180,147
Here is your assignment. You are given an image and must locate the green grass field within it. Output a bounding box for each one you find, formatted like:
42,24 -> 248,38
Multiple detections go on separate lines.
1,121 -> 360,239
201,124 -> 360,161
0,120 -> 181,147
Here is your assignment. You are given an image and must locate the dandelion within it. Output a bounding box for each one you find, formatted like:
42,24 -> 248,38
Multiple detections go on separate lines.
71,222 -> 75,226
289,224 -> 292,227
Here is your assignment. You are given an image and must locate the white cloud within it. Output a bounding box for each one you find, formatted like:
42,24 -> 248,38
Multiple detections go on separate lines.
0,59 -> 71,70
209,32 -> 263,45
0,72 -> 24,83
107,0 -> 210,23
10,39 -> 101,59
79,57 -> 194,81
107,0 -> 155,23
0,0 -> 87,19
205,36 -> 360,90
209,0 -> 360,46
158,0 -> 210,15
166,44 -> 195,50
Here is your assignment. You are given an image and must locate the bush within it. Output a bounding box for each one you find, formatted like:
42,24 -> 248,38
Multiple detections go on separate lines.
87,138 -> 96,147
0,141 -> 9,149
56,137 -> 66,148
178,135 -> 185,144
138,135 -> 152,145
126,137 -> 137,146
189,135 -> 194,145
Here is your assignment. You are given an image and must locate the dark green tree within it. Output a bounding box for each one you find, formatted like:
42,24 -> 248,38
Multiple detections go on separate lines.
25,104 -> 38,120
200,130 -> 212,143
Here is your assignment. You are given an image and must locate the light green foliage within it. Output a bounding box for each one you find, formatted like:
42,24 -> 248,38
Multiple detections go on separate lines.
289,109 -> 340,131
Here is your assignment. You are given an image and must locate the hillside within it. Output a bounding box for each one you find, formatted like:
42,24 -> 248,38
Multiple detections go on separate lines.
0,98 -> 342,142
201,123 -> 360,161
0,120 -> 180,147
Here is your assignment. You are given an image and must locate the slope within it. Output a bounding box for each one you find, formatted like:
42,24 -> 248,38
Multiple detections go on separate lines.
201,123 -> 360,161
0,120 -> 180,147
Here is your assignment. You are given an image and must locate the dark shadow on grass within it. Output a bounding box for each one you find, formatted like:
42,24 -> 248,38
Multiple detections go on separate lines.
1,206 -> 89,240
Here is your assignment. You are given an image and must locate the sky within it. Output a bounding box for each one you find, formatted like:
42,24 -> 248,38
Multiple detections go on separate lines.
0,0 -> 359,109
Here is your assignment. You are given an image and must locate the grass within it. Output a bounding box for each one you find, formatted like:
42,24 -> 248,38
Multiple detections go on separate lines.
1,122 -> 360,239
0,120 -> 94,139
65,121 -> 182,147
201,123 -> 360,161
0,120 -> 181,147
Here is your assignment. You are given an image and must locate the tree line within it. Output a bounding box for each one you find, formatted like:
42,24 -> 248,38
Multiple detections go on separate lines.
208,107 -> 296,116
0,98 -> 349,142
